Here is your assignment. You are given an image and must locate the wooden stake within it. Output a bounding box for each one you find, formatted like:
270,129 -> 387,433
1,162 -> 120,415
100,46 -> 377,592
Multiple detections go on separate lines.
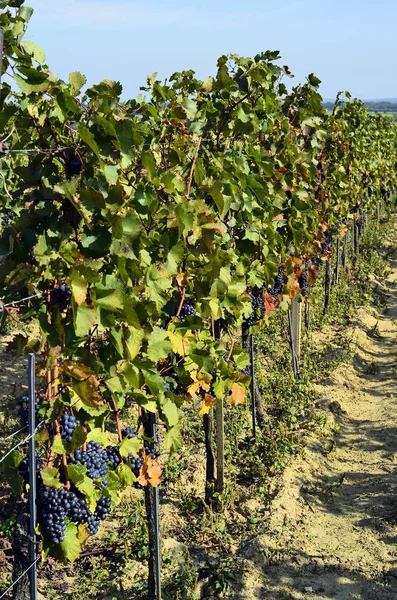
323,259 -> 332,315
291,298 -> 302,370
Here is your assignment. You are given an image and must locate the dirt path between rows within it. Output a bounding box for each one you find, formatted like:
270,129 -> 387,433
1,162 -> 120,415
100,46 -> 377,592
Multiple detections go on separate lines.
236,240 -> 397,599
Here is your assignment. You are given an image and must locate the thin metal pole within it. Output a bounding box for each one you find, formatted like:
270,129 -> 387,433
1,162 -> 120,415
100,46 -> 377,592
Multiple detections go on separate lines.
249,335 -> 256,438
28,353 -> 38,600
214,320 -> 224,492
153,485 -> 161,600
151,412 -> 161,600
288,309 -> 298,380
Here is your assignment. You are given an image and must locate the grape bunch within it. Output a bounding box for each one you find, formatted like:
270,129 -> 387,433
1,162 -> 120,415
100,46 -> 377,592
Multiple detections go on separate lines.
105,445 -> 121,469
68,441 -> 109,482
39,485 -> 112,543
95,495 -> 111,521
17,394 -> 41,428
68,155 -> 83,176
268,267 -> 284,300
178,300 -> 196,322
121,426 -> 137,439
39,487 -> 70,544
239,366 -> 251,376
244,287 -> 265,327
60,414 -> 80,443
298,270 -> 309,291
51,284 -> 72,312
312,257 -> 324,267
67,491 -> 92,525
19,452 -> 44,483
1,211 -> 13,226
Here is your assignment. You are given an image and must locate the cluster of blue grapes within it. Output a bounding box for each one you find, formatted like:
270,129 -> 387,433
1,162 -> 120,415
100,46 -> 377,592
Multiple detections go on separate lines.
17,394 -> 41,428
39,486 -> 112,543
66,154 -> 83,176
51,284 -> 72,312
1,211 -> 13,226
105,445 -> 121,469
268,267 -> 284,300
121,426 -> 159,490
68,441 -> 109,484
19,451 -> 44,483
298,270 -> 309,291
178,300 -> 196,322
244,287 -> 265,327
60,414 -> 80,443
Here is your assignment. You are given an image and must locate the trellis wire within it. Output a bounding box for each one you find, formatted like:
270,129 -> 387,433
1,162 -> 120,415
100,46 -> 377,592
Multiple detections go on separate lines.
0,425 -> 28,444
0,557 -> 40,600
0,422 -> 44,465
3,292 -> 43,307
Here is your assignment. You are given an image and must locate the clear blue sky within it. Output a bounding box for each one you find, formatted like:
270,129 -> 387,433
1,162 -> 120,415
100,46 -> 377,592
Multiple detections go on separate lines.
23,0 -> 397,100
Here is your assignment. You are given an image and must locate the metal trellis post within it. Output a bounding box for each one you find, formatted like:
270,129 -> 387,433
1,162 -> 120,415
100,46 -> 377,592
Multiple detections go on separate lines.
249,335 -> 256,439
28,353 -> 38,600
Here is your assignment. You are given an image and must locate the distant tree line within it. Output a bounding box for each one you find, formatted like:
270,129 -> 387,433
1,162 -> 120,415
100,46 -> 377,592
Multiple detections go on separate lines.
323,101 -> 397,121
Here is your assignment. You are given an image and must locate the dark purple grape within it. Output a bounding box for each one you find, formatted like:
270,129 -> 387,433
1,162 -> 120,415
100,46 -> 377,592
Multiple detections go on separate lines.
51,284 -> 72,312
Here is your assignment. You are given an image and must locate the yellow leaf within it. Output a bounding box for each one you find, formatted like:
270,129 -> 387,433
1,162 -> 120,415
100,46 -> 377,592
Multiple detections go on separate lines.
187,371 -> 211,399
168,331 -> 190,356
199,394 -> 216,415
227,382 -> 246,407
137,456 -> 162,488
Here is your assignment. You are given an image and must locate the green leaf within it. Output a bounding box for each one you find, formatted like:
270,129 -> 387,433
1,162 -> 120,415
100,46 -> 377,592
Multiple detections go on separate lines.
116,463 -> 136,487
123,325 -> 144,361
160,398 -> 179,428
23,40 -> 46,65
70,269 -> 88,306
67,464 -> 100,501
106,470 -> 121,491
55,522 -> 81,563
51,434 -> 68,455
146,327 -> 172,362
69,71 -> 87,95
119,437 -> 141,458
141,151 -> 157,180
86,429 -> 110,447
78,123 -> 100,156
162,425 -> 182,454
103,164 -> 119,185
41,467 -> 63,489
70,425 -> 87,451
73,301 -> 97,337
184,98 -> 197,119
1,450 -> 24,495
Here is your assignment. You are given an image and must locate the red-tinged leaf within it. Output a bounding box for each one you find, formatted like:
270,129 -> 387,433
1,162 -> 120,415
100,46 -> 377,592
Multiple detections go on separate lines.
264,293 -> 275,315
137,456 -> 162,488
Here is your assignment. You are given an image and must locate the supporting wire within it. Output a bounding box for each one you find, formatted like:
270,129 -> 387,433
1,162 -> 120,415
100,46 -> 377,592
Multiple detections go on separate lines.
0,557 -> 40,600
0,425 -> 28,444
0,422 -> 44,465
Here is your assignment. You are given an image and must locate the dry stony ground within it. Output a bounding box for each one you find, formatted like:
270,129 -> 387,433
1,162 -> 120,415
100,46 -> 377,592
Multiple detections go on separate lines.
231,238 -> 397,599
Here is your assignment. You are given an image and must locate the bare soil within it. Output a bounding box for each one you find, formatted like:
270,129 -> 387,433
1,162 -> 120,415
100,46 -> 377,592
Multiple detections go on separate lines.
232,246 -> 397,598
